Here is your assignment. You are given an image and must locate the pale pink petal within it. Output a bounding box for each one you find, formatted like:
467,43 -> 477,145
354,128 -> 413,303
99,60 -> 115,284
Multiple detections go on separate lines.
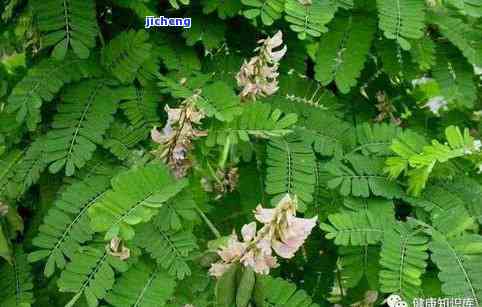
256,237 -> 272,255
269,31 -> 283,49
288,216 -> 318,234
150,127 -> 163,144
241,222 -> 257,242
270,45 -> 287,62
209,262 -> 232,278
272,240 -> 298,258
254,205 -> 276,224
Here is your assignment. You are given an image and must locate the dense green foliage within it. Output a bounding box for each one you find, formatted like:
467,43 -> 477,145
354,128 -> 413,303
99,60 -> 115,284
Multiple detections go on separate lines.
1,0 -> 482,306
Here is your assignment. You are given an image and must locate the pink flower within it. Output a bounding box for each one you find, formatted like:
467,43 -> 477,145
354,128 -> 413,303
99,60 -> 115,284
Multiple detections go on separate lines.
208,262 -> 233,278
272,215 -> 317,258
107,237 -> 130,260
254,206 -> 276,224
218,233 -> 247,263
209,194 -> 317,278
241,222 -> 257,241
236,31 -> 287,101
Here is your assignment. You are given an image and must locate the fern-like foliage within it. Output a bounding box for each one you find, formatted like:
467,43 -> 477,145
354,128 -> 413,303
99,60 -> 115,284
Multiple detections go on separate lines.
0,247 -> 34,306
153,33 -> 201,74
197,81 -> 243,122
379,223 -> 429,302
428,11 -> 482,66
0,150 -> 23,199
28,171 -> 115,277
155,193 -> 198,231
6,56 -> 97,130
104,121 -> 148,161
301,110 -> 355,158
1,138 -> 47,200
409,35 -> 436,71
206,102 -> 298,146
44,80 -> 135,176
430,231 -> 482,306
446,0 -> 482,17
355,123 -> 403,157
105,260 -> 177,307
325,154 -> 402,198
437,177 -> 482,224
257,276 -> 319,306
182,15 -> 227,51
88,162 -> 187,240
320,211 -> 386,246
57,245 -> 129,307
385,126 -> 481,195
111,0 -> 155,18
201,0 -> 242,19
376,0 -> 425,50
121,85 -> 160,128
135,216 -> 198,279
33,0 -> 98,59
265,134 -> 316,211
315,13 -> 376,93
241,0 -> 284,25
101,30 -> 152,85
284,0 -> 337,39
339,246 -> 380,289
404,184 -> 475,237
433,45 -> 477,109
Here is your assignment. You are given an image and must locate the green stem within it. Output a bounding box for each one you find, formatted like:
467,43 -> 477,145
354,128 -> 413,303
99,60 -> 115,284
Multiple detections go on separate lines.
218,135 -> 232,169
195,206 -> 221,239
206,160 -> 223,185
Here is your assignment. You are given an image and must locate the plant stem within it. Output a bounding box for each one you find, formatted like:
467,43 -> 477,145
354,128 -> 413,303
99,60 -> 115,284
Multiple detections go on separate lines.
195,206 -> 221,239
218,135 -> 232,169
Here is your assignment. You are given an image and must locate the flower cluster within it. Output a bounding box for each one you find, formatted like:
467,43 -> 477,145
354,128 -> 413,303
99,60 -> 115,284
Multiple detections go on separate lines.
106,237 -> 130,260
209,194 -> 317,277
151,96 -> 207,178
424,96 -> 448,116
201,167 -> 240,199
374,91 -> 401,125
236,31 -> 287,101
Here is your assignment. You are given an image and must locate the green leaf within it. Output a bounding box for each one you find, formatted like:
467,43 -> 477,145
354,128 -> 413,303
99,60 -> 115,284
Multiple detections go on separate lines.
284,0 -> 337,40
265,133 -> 317,211
105,260 -> 177,307
89,163 -> 187,240
135,215 -> 198,280
44,80 -> 135,176
320,210 -> 387,246
0,247 -> 34,306
34,0 -> 98,59
376,0 -> 425,50
379,223 -> 429,303
325,154 -> 402,198
101,30 -> 152,85
6,56 -> 98,130
198,81 -> 243,122
57,245 -> 128,307
241,0 -> 284,25
182,15 -> 226,51
29,169 -> 116,277
430,231 -> 482,305
315,13 -> 376,93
